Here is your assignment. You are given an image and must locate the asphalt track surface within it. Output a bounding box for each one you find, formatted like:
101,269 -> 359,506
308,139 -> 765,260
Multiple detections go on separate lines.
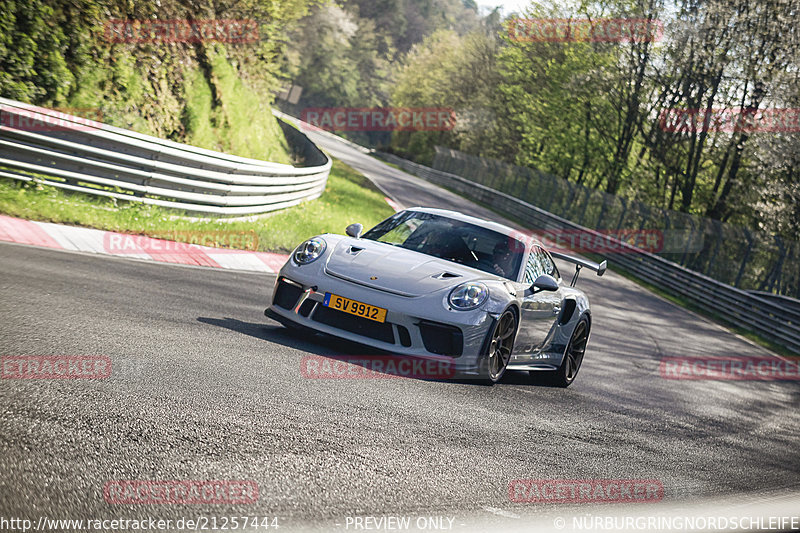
1,129 -> 799,532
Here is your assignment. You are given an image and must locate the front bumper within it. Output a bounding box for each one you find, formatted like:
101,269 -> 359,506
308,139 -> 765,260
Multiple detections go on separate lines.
266,271 -> 494,374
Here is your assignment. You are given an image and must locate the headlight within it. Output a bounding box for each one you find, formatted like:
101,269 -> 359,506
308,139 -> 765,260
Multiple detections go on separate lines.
448,282 -> 489,310
293,237 -> 326,265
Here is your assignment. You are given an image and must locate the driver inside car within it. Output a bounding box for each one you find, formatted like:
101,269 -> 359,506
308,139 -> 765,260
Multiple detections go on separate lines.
421,229 -> 477,265
486,242 -> 515,278
422,230 -> 457,258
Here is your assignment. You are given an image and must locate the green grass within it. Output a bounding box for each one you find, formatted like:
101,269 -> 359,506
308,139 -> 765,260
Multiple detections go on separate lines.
65,44 -> 293,165
0,160 -> 394,254
182,46 -> 292,164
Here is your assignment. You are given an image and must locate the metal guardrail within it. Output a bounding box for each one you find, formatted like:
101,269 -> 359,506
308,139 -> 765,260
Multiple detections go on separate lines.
747,291 -> 800,316
0,98 -> 331,215
376,151 -> 800,354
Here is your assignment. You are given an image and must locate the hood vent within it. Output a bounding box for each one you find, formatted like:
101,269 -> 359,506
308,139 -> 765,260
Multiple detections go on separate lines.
433,272 -> 461,280
347,246 -> 364,255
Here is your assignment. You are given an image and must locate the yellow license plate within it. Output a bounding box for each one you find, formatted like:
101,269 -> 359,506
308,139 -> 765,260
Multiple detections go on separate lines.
324,293 -> 387,323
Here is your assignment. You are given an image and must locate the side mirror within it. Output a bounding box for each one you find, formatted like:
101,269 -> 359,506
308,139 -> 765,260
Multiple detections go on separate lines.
531,274 -> 559,293
346,223 -> 363,239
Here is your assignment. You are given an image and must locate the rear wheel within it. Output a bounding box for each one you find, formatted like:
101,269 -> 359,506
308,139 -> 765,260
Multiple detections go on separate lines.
480,310 -> 517,384
534,316 -> 589,388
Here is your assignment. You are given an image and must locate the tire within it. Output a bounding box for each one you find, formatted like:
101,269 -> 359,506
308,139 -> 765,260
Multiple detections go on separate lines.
534,315 -> 589,388
480,309 -> 518,385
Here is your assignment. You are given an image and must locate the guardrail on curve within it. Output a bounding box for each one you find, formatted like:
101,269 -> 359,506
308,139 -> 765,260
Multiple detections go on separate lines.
0,98 -> 331,216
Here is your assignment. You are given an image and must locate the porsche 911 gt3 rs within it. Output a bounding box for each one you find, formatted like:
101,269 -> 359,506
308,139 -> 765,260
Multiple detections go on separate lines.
265,208 -> 606,386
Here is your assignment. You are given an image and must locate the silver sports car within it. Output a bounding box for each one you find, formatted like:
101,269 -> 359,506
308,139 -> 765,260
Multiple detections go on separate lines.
265,208 -> 606,386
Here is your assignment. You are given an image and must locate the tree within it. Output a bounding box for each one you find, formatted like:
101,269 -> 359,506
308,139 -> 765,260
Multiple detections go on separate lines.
391,28 -> 501,162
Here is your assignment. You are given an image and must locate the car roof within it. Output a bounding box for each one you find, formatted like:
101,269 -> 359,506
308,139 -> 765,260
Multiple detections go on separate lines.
404,207 -> 537,246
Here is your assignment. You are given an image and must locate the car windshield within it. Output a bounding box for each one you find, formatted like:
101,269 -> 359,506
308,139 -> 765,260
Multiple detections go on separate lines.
363,211 -> 525,280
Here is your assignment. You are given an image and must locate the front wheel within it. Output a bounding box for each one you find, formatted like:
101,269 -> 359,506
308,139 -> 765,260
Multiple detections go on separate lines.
534,316 -> 589,388
480,309 -> 517,385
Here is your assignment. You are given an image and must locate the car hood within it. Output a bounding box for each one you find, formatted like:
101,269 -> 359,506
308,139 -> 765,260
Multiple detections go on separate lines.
324,238 -> 491,297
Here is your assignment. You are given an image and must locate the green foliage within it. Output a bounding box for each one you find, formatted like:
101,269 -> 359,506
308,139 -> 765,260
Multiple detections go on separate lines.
183,68 -> 217,150
286,4 -> 392,109
183,44 -> 292,162
1,0 -> 320,162
0,0 -> 74,103
383,0 -> 799,239
390,29 -> 503,163
495,27 -> 618,183
284,0 -> 486,115
345,0 -> 483,55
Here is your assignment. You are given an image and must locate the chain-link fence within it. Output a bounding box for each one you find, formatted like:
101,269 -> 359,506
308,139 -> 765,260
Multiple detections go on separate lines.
431,146 -> 799,299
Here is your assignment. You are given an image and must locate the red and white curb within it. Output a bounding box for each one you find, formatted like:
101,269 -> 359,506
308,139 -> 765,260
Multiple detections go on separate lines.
384,196 -> 403,212
0,215 -> 289,273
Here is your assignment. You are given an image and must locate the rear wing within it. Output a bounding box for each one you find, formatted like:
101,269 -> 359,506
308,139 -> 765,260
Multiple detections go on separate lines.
550,251 -> 607,286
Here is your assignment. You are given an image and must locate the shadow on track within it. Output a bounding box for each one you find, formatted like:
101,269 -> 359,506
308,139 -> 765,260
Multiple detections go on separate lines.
197,316 -> 560,388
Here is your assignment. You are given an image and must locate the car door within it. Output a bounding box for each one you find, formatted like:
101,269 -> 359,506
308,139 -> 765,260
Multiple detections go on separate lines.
513,246 -> 563,356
